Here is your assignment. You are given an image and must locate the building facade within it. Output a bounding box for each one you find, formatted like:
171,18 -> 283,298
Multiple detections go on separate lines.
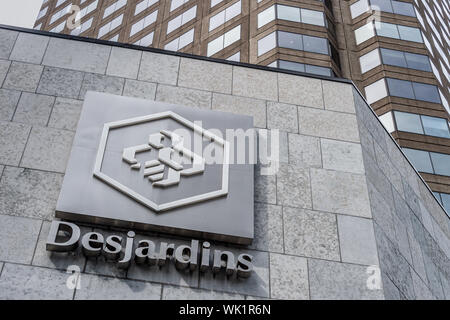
0,26 -> 449,299
33,0 -> 450,214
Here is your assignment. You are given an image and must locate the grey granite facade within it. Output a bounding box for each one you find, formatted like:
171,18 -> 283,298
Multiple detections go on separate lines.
0,27 -> 448,300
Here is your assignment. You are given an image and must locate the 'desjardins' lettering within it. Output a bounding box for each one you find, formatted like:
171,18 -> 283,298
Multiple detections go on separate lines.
46,221 -> 253,278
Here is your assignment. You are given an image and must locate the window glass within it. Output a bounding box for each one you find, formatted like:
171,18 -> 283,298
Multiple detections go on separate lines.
257,32 -> 276,56
279,60 -> 305,72
412,82 -> 441,103
226,1 -> 241,20
365,78 -> 387,104
392,1 -> 415,16
207,36 -> 223,56
421,116 -> 450,138
379,112 -> 395,133
380,48 -> 407,68
303,35 -> 328,54
209,10 -> 225,31
301,9 -> 325,27
360,49 -> 381,73
305,64 -> 332,76
394,111 -> 423,134
350,0 -> 369,19
224,25 -> 240,47
398,25 -> 422,42
441,193 -> 450,214
370,0 -> 393,13
257,5 -> 275,28
386,78 -> 413,99
278,31 -> 303,51
430,152 -> 450,176
226,51 -> 240,62
277,5 -> 300,22
404,52 -> 431,72
355,22 -> 375,45
402,148 -> 433,173
375,22 -> 399,39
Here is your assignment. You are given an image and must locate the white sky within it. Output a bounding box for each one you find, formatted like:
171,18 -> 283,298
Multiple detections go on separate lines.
0,0 -> 43,28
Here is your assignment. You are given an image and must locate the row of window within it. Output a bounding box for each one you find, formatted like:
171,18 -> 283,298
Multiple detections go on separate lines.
130,9 -> 158,37
258,31 -> 330,57
164,27 -> 194,51
434,192 -> 450,216
258,4 -> 326,29
167,5 -> 196,34
402,148 -> 450,177
135,0 -> 159,16
365,78 -> 441,104
350,0 -> 415,19
355,21 -> 423,45
98,13 -> 123,38
267,60 -> 333,77
359,47 -> 432,73
207,25 -> 241,56
379,110 -> 450,139
103,0 -> 127,19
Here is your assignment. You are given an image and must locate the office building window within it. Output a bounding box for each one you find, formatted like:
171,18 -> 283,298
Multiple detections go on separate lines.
257,32 -> 276,56
207,25 -> 241,56
167,5 -> 196,34
350,0 -> 415,19
403,148 -> 450,176
170,0 -> 189,12
37,7 -> 48,20
384,78 -> 441,104
79,0 -> 99,19
135,0 -> 159,16
434,192 -> 450,215
71,17 -> 93,36
226,51 -> 240,62
134,32 -> 154,46
359,48 -> 381,73
51,20 -> 66,33
98,14 -> 123,38
272,60 -> 333,77
103,0 -> 127,19
257,31 -> 329,56
364,78 -> 388,104
50,4 -> 72,25
209,1 -> 241,31
164,28 -> 195,51
130,10 -> 158,37
258,4 -> 326,29
355,21 -> 423,45
379,112 -> 395,133
211,0 -> 224,8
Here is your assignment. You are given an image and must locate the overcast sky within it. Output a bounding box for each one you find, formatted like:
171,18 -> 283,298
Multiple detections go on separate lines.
0,0 -> 43,28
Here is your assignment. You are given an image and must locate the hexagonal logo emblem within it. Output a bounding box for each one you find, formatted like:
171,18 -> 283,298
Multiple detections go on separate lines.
56,92 -> 254,244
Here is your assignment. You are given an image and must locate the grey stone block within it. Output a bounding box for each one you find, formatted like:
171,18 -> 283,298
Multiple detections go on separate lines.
122,79 -> 157,100
0,264 -> 74,300
411,269 -> 434,300
9,33 -> 49,64
407,227 -> 427,283
374,224 -> 415,299
0,166 -> 63,220
284,207 -> 340,261
0,59 -> 10,86
162,286 -> 245,300
0,121 -> 31,166
402,180 -> 421,220
127,235 -> 199,287
254,165 -> 276,204
392,214 -> 412,266
311,168 -> 371,218
269,253 -> 309,299
298,107 -> 360,143
322,80 -> 355,113
156,85 -> 211,109
37,67 -> 84,99
48,98 -> 83,131
212,93 -> 265,128
278,73 -> 323,108
267,102 -> 298,133
367,182 -> 396,242
199,247 -> 269,298
250,202 -> 283,253
42,38 -> 111,74
373,142 -> 404,198
21,126 -> 74,173
3,62 -> 43,92
75,274 -> 161,300
106,47 -> 142,79
79,73 -> 125,99
13,92 -> 54,125
381,273 -> 401,300
309,258 -> 384,300
0,88 -> 20,121
362,150 -> 394,207
0,29 -> 18,59
440,270 -> 450,299
276,164 -> 311,209
338,215 -> 379,265
422,253 -> 445,299
32,221 -> 88,271
357,122 -> 376,160
139,51 -> 180,85
321,139 -> 364,174
0,214 -> 41,264
178,58 -> 232,94
233,67 -> 278,101
431,218 -> 450,260
288,133 -> 321,168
